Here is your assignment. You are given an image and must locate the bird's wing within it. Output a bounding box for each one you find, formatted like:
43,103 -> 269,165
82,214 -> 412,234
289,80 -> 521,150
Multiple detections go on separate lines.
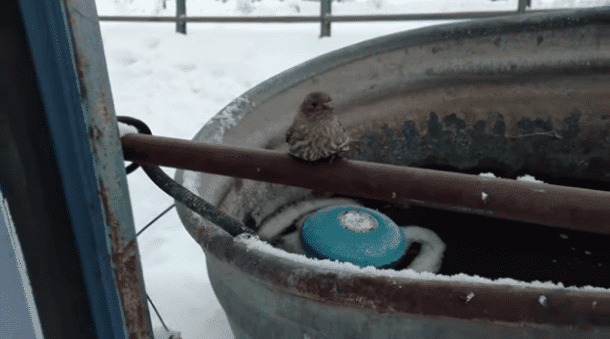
285,126 -> 294,143
339,135 -> 350,151
336,122 -> 351,151
285,124 -> 307,144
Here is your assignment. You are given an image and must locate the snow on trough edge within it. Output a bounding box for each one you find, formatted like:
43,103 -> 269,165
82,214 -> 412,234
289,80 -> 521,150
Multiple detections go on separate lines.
235,233 -> 610,293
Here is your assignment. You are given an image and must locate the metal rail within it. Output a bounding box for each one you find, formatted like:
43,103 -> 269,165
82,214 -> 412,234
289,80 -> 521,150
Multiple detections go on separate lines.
99,10 -> 548,23
121,133 -> 610,235
99,0 -> 534,36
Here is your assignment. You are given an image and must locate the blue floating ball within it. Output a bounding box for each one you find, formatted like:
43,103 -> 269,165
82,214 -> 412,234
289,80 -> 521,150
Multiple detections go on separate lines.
300,205 -> 409,268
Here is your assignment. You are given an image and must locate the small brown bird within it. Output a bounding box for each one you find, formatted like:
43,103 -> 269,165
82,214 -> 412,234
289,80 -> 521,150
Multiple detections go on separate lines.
286,92 -> 350,162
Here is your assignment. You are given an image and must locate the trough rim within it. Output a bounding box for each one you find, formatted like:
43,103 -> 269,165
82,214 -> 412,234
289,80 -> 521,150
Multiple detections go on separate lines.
175,7 -> 610,330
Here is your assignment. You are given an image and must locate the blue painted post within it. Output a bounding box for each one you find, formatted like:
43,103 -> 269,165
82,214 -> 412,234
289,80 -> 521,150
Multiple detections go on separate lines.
320,0 -> 331,37
14,0 -> 154,338
177,0 -> 186,34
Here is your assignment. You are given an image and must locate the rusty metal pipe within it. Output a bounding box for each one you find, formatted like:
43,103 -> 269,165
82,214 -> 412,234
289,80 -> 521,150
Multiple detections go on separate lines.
121,133 -> 610,235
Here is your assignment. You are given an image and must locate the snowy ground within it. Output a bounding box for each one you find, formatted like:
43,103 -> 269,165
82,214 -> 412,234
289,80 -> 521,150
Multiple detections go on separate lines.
96,0 -> 608,337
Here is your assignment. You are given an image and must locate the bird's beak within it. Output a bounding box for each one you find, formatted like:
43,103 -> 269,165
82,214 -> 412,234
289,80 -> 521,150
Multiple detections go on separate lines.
324,102 -> 334,110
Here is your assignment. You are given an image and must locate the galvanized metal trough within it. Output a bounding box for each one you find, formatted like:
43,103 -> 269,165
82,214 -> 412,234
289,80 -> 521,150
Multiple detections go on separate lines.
175,8 -> 610,338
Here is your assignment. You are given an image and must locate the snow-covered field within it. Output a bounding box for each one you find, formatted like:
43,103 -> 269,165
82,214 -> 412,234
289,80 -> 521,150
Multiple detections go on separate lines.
96,0 -> 608,337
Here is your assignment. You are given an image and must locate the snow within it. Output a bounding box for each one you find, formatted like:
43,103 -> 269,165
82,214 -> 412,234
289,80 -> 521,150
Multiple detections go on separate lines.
95,0 -> 610,337
465,291 -> 475,303
479,172 -> 546,183
401,226 -> 445,273
181,170 -> 201,194
97,0 -> 609,18
339,210 -> 379,232
206,95 -> 252,144
118,121 -> 139,136
154,327 -> 182,339
517,174 -> 545,183
538,295 -> 549,307
236,233 -> 610,292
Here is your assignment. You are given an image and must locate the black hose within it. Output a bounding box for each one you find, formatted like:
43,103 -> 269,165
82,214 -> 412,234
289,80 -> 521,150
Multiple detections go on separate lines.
139,164 -> 252,236
117,116 -> 152,174
117,116 -> 253,237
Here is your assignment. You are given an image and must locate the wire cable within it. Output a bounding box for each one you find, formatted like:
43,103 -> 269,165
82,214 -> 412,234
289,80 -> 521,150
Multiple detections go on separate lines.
136,204 -> 175,237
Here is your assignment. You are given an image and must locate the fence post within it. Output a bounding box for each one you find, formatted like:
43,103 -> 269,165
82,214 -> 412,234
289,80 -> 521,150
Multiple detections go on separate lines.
320,0 -> 331,37
177,0 -> 186,34
517,0 -> 530,13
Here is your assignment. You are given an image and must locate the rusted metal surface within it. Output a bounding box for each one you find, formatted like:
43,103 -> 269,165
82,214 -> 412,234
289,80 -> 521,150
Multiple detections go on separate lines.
174,8 -> 610,338
100,180 -> 149,339
340,77 -> 610,183
123,133 -> 610,235
204,233 -> 610,330
62,0 -> 153,337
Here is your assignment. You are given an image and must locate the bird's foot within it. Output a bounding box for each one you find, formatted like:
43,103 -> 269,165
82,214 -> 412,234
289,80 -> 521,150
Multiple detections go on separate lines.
288,153 -> 343,165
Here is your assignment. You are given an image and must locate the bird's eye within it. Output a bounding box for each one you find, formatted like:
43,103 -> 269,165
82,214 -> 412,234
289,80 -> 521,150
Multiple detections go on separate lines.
311,102 -> 317,107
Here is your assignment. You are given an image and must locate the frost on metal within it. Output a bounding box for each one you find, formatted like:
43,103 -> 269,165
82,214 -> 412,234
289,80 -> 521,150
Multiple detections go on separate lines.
465,292 -> 475,304
181,93 -> 249,198
234,233 -> 610,292
205,95 -> 252,144
117,121 -> 138,137
181,170 -> 201,194
539,295 -> 549,308
517,174 -> 545,184
479,172 -> 546,184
